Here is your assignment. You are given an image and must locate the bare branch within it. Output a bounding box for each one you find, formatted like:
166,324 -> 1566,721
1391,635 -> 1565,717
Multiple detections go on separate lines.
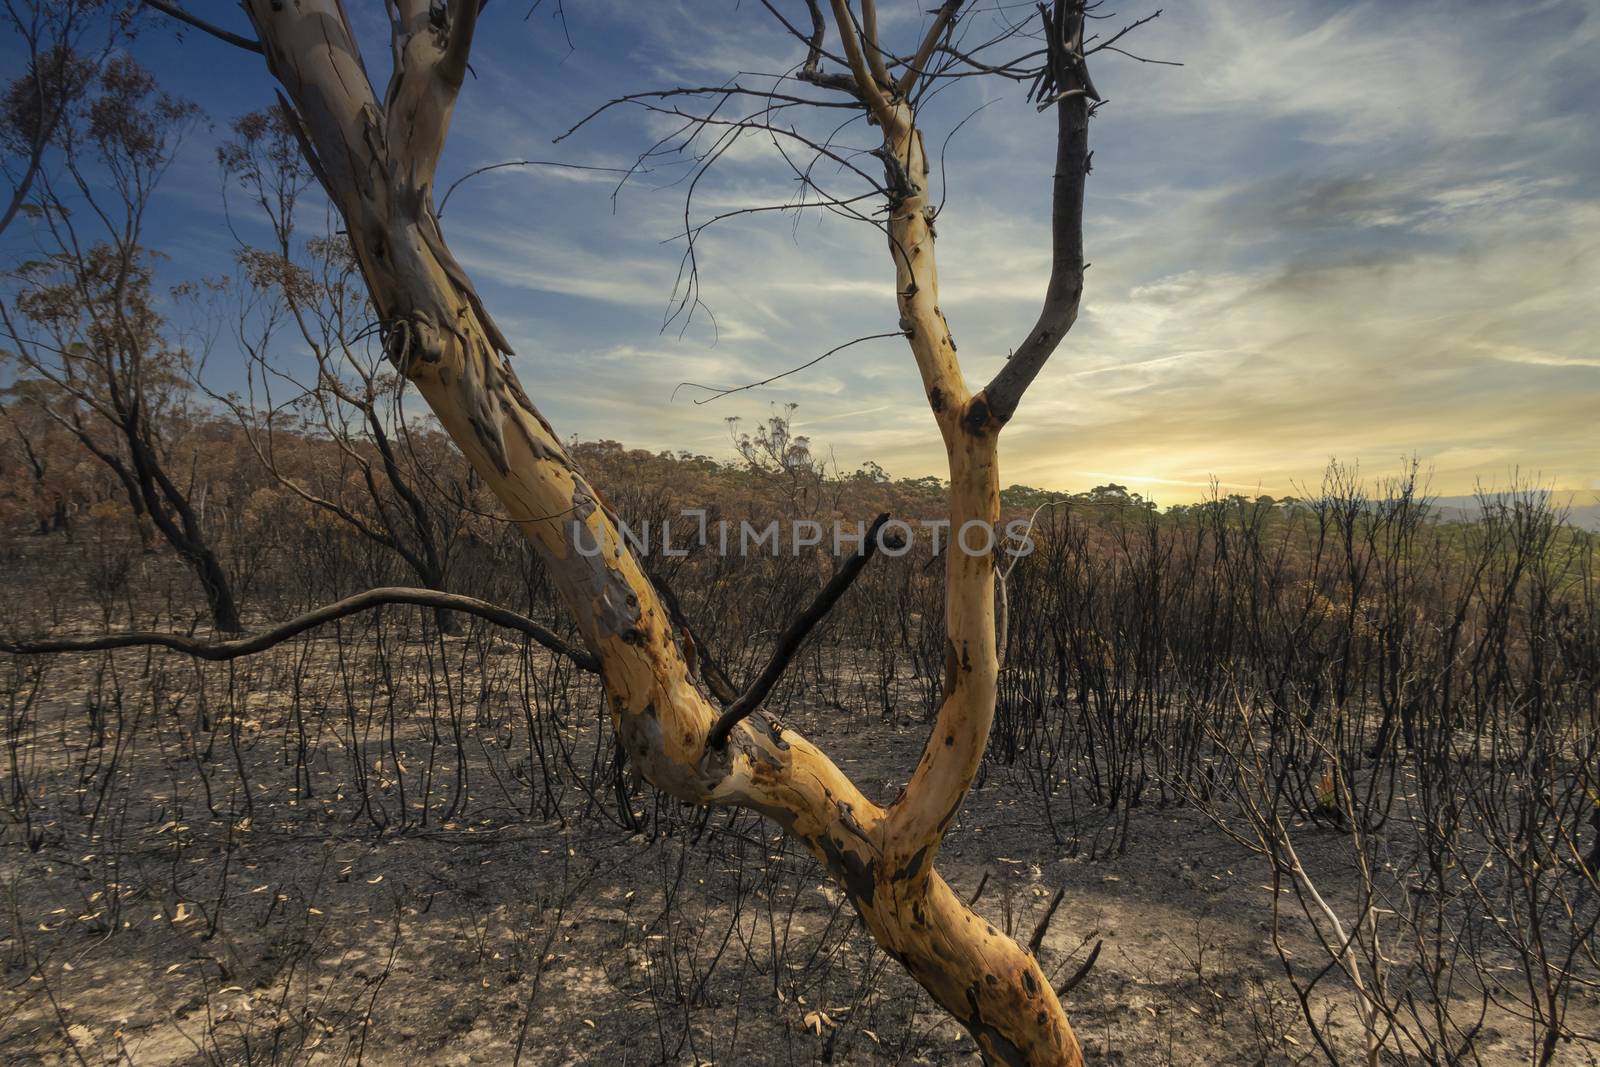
1084,9 -> 1165,59
2,587 -> 600,672
142,0 -> 264,53
706,513 -> 892,749
859,0 -> 894,89
966,870 -> 990,906
827,0 -> 893,121
673,330 -> 903,404
554,83 -> 857,146
979,0 -> 1097,428
1094,44 -> 1181,66
1055,939 -> 1103,997
897,0 -> 966,97
437,158 -> 631,216
1028,885 -> 1067,955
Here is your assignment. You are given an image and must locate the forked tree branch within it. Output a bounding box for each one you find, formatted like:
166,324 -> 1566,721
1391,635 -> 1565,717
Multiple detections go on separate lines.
1,587 -> 600,671
706,513 -> 892,749
183,2 -> 1130,1059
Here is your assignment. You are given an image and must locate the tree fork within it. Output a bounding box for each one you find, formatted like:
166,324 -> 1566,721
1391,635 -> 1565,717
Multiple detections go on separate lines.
154,2 -> 1098,1062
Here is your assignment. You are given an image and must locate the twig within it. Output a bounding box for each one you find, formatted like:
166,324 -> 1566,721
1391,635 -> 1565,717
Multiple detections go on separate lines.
967,870 -> 990,906
437,159 -> 633,216
142,0 -> 263,53
1055,939 -> 1102,997
1028,885 -> 1066,955
674,331 -> 903,404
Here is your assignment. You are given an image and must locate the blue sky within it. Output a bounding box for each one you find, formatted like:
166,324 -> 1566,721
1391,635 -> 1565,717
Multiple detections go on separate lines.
6,0 -> 1598,503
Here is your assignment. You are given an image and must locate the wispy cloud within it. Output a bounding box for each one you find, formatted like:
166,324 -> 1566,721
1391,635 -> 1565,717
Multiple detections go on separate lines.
19,0 -> 1591,506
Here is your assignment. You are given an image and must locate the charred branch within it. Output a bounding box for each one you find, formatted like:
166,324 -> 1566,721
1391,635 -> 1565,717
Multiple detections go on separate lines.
648,569 -> 740,706
706,512 -> 892,749
2,586 -> 600,671
979,0 -> 1102,429
1055,939 -> 1103,998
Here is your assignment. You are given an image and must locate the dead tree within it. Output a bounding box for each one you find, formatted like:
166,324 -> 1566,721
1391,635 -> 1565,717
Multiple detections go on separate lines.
198,108 -> 472,633
100,1 -> 1127,1060
3,57 -> 245,632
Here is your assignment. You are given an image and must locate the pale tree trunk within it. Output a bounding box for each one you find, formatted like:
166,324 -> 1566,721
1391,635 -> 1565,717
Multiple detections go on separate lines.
222,2 -> 1092,1062
815,4 -> 1089,1060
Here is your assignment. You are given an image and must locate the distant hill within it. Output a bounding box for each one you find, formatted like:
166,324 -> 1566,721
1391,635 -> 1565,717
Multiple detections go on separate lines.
1429,490 -> 1600,531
